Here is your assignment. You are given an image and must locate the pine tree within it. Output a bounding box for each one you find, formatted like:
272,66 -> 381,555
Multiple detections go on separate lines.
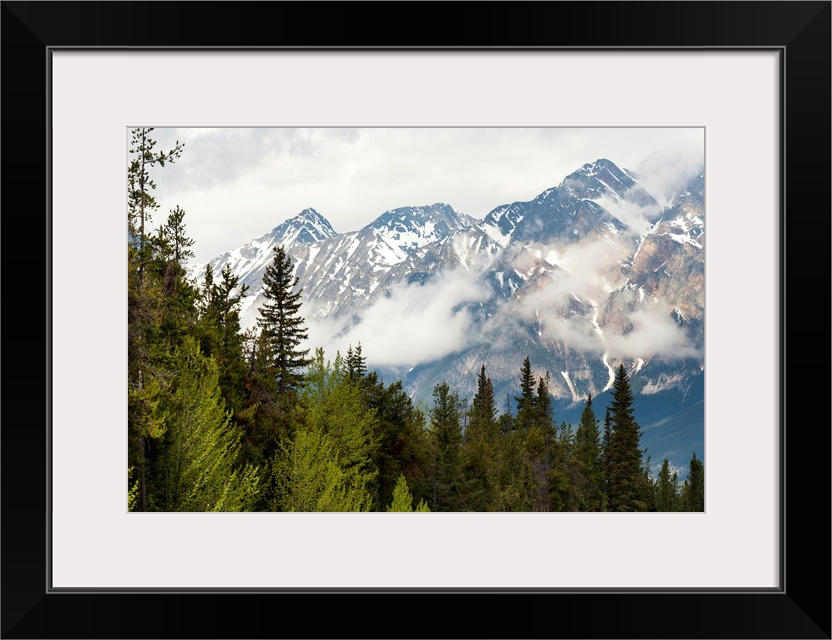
128,128 -> 184,288
207,264 -> 249,414
656,458 -> 679,512
459,365 -> 500,511
514,356 -> 536,431
573,394 -> 605,511
681,452 -> 705,511
153,206 -> 199,353
549,421 -> 575,511
527,373 -> 555,511
469,365 -> 497,428
364,374 -> 432,511
601,406 -> 613,497
606,365 -> 647,511
257,245 -> 312,396
429,381 -> 463,511
346,342 -> 367,383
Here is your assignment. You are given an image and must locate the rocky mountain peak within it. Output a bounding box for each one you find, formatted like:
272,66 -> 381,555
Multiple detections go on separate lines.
365,203 -> 474,254
560,158 -> 637,200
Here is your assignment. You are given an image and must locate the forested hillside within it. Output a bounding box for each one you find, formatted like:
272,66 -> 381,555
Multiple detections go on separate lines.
128,128 -> 704,513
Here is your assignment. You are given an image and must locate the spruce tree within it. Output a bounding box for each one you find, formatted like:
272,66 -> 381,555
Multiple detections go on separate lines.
429,381 -> 463,511
362,373 -> 431,511
601,406 -> 612,497
527,373 -> 554,511
257,245 -> 312,395
573,394 -> 605,511
606,365 -> 647,511
346,342 -> 367,383
460,365 -> 499,511
514,356 -> 537,431
153,205 -> 199,353
656,458 -> 679,512
681,452 -> 705,511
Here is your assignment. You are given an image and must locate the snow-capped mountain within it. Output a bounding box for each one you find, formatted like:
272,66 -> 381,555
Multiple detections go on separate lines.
189,207 -> 336,291
366,203 -> 475,253
188,159 -> 705,469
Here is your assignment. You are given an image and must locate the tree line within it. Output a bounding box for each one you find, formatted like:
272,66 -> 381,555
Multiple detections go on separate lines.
127,127 -> 704,513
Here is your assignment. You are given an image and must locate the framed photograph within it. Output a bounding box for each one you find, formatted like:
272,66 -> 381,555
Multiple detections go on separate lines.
2,2 -> 829,638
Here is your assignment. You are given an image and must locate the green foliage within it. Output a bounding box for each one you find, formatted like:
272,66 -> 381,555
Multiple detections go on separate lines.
681,452 -> 705,511
572,394 -> 606,511
606,365 -> 648,512
128,128 -> 184,287
514,356 -> 537,431
526,373 -> 554,511
303,349 -> 380,483
548,422 -> 575,511
388,474 -> 431,512
152,339 -> 260,512
268,349 -> 379,512
272,428 -> 372,512
363,373 -> 431,512
127,128 -> 187,510
655,458 -> 680,512
346,342 -> 367,383
196,264 -> 250,414
459,365 -> 500,511
428,381 -> 463,511
386,473 -> 430,512
257,245 -> 312,396
495,430 -> 535,512
128,467 -> 140,512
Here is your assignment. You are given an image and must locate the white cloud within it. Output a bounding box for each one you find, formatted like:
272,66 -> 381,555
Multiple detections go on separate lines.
632,145 -> 705,209
604,307 -> 701,361
308,267 -> 491,368
594,195 -> 661,237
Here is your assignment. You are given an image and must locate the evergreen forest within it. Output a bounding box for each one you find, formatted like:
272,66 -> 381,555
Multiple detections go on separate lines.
127,128 -> 705,513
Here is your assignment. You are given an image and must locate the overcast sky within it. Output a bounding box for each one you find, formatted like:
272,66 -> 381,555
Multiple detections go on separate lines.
144,127 -> 704,264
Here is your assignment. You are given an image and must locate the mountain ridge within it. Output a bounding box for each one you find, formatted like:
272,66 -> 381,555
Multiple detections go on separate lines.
186,158 -> 705,473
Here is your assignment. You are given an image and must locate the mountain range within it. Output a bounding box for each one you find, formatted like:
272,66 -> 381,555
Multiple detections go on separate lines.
188,158 -> 705,475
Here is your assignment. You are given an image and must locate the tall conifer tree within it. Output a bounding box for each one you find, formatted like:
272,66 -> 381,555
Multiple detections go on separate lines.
573,394 -> 605,511
257,245 -> 312,395
606,365 -> 647,511
514,356 -> 537,431
681,452 -> 705,511
656,458 -> 679,512
460,365 -> 499,511
429,381 -> 463,511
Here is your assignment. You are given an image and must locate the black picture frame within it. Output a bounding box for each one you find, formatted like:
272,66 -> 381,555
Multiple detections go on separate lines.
2,2 -> 829,638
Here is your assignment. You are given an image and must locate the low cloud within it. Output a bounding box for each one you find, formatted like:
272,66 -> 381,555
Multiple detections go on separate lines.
478,236 -> 700,363
595,196 -> 661,237
633,149 -> 704,209
308,268 -> 491,368
604,308 -> 701,361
